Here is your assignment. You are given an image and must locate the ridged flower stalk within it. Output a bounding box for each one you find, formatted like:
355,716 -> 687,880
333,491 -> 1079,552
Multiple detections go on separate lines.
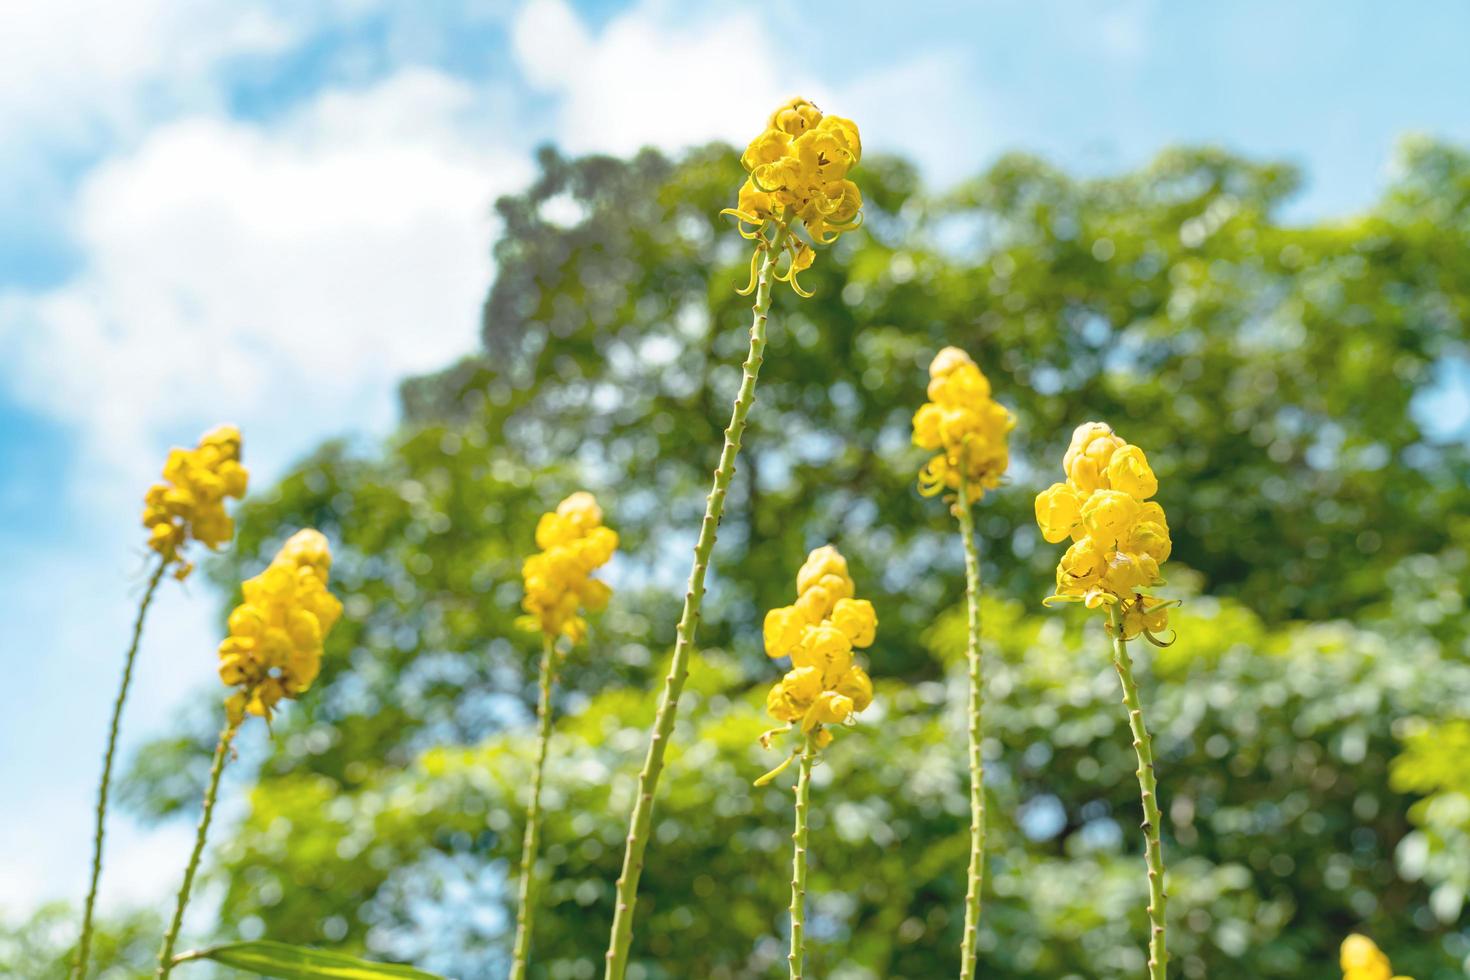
509,634 -> 558,980
78,425 -> 248,980
1036,421 -> 1175,975
954,473 -> 986,979
758,545 -> 875,978
911,348 -> 1012,977
74,556 -> 169,980
156,717 -> 238,978
788,735 -> 816,980
1107,604 -> 1168,980
158,528 -> 342,979
603,226 -> 788,979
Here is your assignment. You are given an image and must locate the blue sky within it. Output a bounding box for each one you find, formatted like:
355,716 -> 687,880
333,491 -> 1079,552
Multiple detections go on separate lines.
2,0 -> 1468,919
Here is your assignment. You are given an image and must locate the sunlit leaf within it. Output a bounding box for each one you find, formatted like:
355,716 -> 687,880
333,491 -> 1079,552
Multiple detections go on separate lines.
172,940 -> 444,979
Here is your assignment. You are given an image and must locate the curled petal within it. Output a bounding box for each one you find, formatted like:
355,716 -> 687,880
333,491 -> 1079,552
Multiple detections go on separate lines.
753,750 -> 799,787
735,247 -> 763,296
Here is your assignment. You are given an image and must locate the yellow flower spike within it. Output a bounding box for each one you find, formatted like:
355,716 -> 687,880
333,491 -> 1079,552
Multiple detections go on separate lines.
722,97 -> 864,297
1339,933 -> 1413,980
1037,423 -> 1176,980
216,532 -> 343,725
141,424 -> 250,579
911,348 -> 1013,505
520,492 -> 617,642
759,544 -> 875,750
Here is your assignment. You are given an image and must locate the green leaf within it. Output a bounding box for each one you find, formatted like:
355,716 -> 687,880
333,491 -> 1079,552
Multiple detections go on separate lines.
172,940 -> 445,979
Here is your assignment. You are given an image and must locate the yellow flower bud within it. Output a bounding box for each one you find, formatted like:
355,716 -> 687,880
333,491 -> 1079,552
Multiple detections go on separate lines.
911,403 -> 945,450
1057,536 -> 1105,592
1081,490 -> 1141,549
1035,482 -> 1084,544
1107,445 -> 1158,500
795,585 -> 832,625
801,690 -> 855,732
797,545 -> 850,596
556,490 -> 603,529
1064,422 -> 1126,493
830,597 -> 877,648
1124,519 -> 1172,563
835,664 -> 873,711
767,97 -> 822,136
764,605 -> 805,658
1100,550 -> 1159,594
929,346 -> 975,379
792,624 -> 853,688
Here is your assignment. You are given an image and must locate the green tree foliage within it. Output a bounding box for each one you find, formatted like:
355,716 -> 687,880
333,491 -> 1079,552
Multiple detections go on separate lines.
120,139 -> 1470,976
0,903 -> 160,979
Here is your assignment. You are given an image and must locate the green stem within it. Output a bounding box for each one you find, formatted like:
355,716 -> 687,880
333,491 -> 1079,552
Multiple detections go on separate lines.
788,735 -> 816,980
510,634 -> 558,980
74,555 -> 169,980
953,477 -> 986,980
156,719 -> 238,978
1107,607 -> 1168,980
603,227 -> 788,979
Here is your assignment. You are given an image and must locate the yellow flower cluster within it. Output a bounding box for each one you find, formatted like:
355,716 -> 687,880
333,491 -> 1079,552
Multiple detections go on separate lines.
1035,422 -> 1175,641
520,492 -> 617,643
142,425 -> 249,579
1341,934 -> 1412,980
762,546 -> 876,749
218,529 -> 343,727
912,347 -> 1014,500
721,97 -> 863,296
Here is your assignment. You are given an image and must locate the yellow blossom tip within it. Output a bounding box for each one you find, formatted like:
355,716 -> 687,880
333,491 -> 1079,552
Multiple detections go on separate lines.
522,491 -> 617,644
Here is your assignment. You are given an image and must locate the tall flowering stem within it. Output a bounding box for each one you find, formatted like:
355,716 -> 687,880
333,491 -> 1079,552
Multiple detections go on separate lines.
1036,421 -> 1176,979
76,425 -> 247,980
606,96 -> 863,978
156,529 -> 341,978
1107,605 -> 1167,980
74,555 -> 168,980
509,634 -> 559,980
911,346 -> 1011,977
787,735 -> 816,980
758,546 -> 876,979
604,226 -> 786,978
513,492 -> 615,977
156,716 -> 239,979
953,474 -> 986,980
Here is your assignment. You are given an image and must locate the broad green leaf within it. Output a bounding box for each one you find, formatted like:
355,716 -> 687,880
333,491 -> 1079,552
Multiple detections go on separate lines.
173,940 -> 445,979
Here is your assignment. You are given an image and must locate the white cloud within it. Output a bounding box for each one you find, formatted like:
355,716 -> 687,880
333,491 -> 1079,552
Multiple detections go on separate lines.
508,0 -> 986,186
0,0 -> 292,143
0,67 -> 531,488
510,0 -> 807,156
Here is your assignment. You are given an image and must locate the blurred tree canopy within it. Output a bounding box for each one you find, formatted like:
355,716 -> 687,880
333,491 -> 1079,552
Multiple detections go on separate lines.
108,137 -> 1470,977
